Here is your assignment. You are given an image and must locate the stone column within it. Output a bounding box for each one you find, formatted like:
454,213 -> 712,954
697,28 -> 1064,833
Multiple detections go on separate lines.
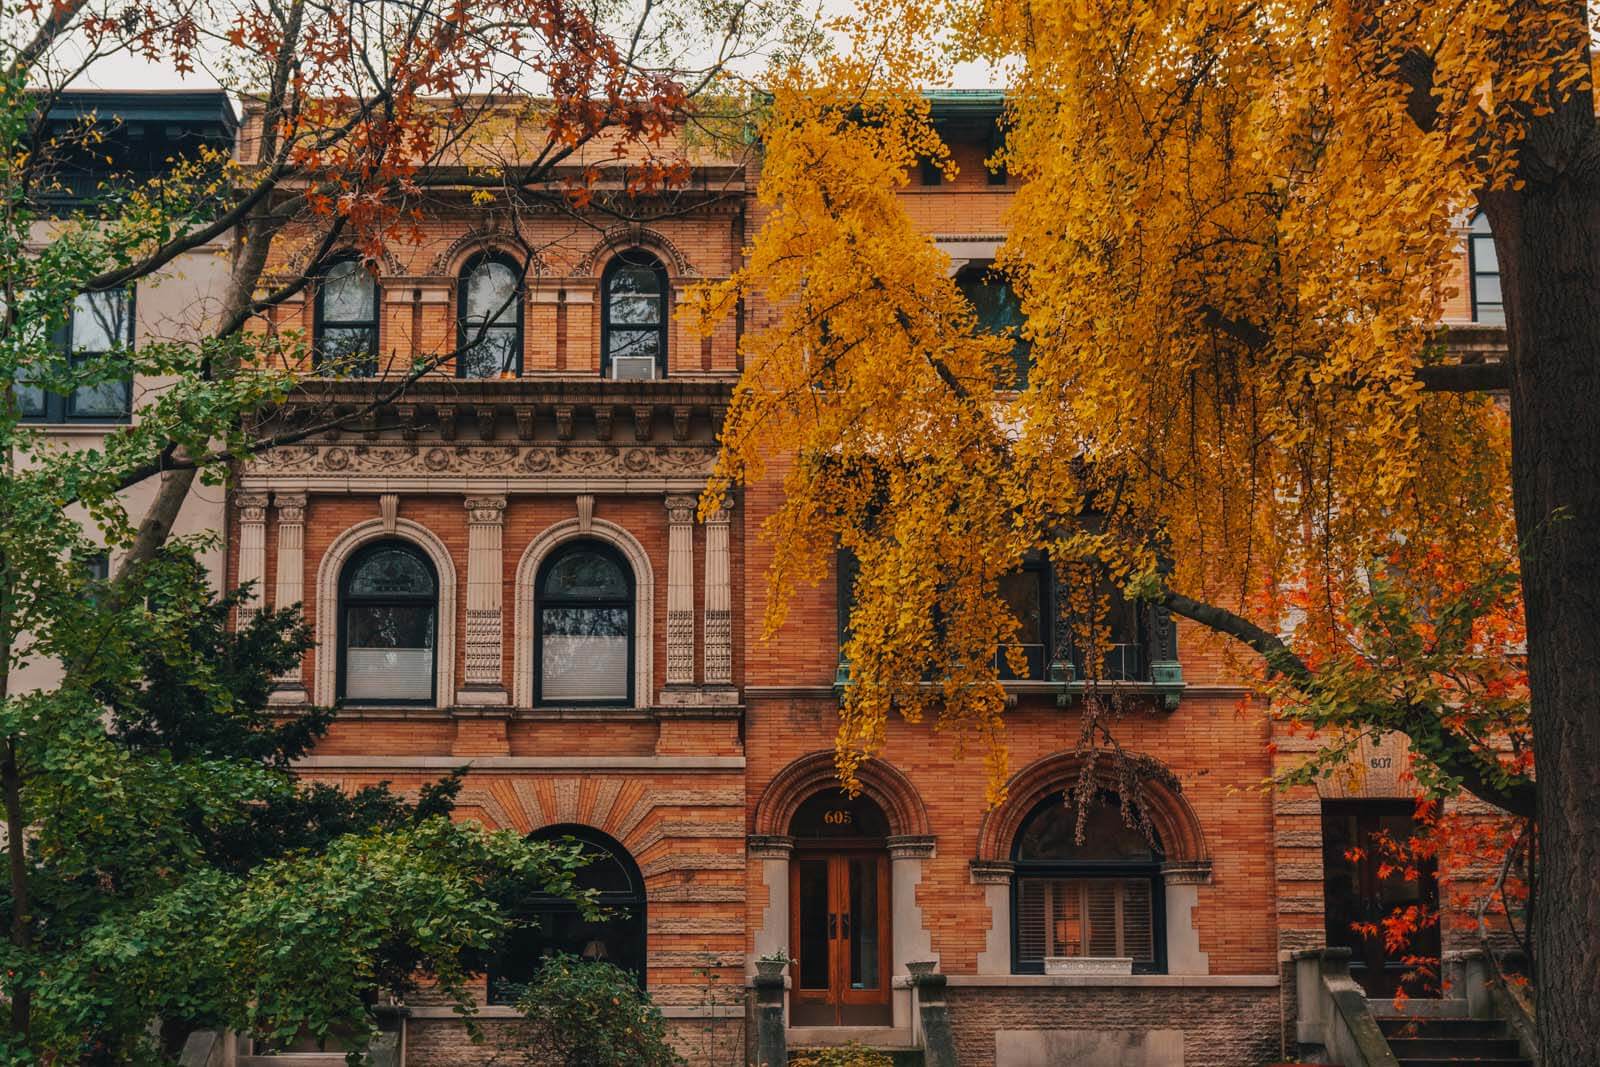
1161,859 -> 1213,974
970,859 -> 1016,975
459,495 -> 509,705
664,494 -> 697,690
703,499 -> 735,694
268,492 -> 309,704
235,492 -> 270,625
887,834 -> 937,1032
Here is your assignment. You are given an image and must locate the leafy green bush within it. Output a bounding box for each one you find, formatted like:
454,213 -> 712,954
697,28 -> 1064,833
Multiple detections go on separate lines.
790,1044 -> 895,1067
517,955 -> 684,1067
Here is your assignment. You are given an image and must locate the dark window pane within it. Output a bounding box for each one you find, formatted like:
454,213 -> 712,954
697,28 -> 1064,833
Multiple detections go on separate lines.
318,327 -> 378,375
608,328 -> 660,361
1015,796 -> 1159,863
322,259 -> 376,321
608,265 -> 660,298
797,859 -> 830,990
346,548 -> 435,596
849,857 -> 881,989
609,292 -> 660,326
542,550 -> 629,600
16,374 -> 46,416
464,260 -> 519,324
460,327 -> 519,377
69,377 -> 130,418
346,604 -> 435,649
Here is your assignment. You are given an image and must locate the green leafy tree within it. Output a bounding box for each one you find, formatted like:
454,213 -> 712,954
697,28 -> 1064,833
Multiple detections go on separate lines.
514,955 -> 684,1067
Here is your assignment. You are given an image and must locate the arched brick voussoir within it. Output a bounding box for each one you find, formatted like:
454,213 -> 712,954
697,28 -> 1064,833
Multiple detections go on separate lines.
753,751 -> 931,839
975,750 -> 1211,866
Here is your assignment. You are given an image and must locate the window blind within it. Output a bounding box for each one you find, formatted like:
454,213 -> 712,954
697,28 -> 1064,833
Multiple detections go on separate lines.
1017,877 -> 1154,964
345,648 -> 432,701
541,634 -> 628,701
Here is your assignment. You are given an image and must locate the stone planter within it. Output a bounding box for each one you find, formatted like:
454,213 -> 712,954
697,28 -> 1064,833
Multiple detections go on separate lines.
754,959 -> 789,981
1043,956 -> 1133,976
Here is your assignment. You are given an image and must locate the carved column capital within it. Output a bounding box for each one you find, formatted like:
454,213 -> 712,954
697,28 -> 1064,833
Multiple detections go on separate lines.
272,491 -> 307,523
665,493 -> 699,526
464,495 -> 508,524
236,492 -> 270,524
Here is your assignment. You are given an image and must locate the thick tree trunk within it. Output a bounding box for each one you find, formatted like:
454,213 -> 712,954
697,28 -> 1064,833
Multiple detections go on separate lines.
1487,56 -> 1600,1058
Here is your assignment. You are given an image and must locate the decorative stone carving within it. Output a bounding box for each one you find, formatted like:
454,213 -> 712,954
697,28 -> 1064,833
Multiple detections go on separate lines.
665,494 -> 698,687
704,500 -> 734,686
242,443 -> 717,480
462,495 -> 508,699
594,404 -> 615,441
632,404 -> 653,441
554,404 -> 574,441
514,405 -> 535,440
672,405 -> 691,442
235,493 -> 270,623
268,491 -> 309,702
379,494 -> 399,533
576,494 -> 594,532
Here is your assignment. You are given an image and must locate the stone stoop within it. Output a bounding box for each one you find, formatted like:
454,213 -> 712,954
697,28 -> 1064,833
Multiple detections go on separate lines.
788,1025 -> 924,1067
1376,1014 -> 1533,1067
790,1048 -> 925,1067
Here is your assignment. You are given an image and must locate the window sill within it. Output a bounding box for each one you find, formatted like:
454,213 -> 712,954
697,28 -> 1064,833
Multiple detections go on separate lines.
947,973 -> 1279,989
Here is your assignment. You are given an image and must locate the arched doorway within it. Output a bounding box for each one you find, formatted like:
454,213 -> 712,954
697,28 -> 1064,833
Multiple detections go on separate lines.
789,790 -> 893,1026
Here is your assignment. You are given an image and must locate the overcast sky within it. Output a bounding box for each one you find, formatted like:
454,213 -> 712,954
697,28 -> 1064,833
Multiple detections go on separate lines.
60,2 -> 1003,93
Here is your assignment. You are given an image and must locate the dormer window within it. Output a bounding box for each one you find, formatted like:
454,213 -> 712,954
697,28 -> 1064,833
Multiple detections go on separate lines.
602,250 -> 668,380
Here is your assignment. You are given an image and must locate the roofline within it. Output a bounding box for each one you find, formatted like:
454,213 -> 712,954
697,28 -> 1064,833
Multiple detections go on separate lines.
39,88 -> 238,132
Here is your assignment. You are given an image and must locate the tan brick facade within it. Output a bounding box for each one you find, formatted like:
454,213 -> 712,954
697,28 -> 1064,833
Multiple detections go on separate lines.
228,97 -> 1500,1066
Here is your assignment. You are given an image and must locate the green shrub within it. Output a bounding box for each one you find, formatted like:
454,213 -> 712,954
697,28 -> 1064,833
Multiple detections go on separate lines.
790,1044 -> 895,1067
516,954 -> 684,1067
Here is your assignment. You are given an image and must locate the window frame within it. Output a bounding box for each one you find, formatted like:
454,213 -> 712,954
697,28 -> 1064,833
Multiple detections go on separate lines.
457,251 -> 525,379
534,540 -> 636,708
313,253 -> 380,377
486,824 -> 647,1004
600,249 -> 669,380
335,539 -> 440,707
997,554 -> 1052,681
1009,793 -> 1167,974
21,287 -> 135,424
1468,212 -> 1504,325
954,262 -> 1030,388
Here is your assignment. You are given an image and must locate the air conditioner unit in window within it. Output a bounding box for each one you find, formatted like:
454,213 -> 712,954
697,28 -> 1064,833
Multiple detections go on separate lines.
610,355 -> 658,381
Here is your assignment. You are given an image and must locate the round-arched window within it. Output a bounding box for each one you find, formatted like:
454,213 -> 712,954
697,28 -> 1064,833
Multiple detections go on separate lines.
1011,792 -> 1164,973
338,541 -> 437,704
487,825 -> 647,1004
458,253 -> 523,378
536,541 -> 634,705
602,249 -> 668,380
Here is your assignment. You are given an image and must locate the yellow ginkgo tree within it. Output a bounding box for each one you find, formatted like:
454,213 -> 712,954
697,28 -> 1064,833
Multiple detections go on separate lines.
701,0 -> 1593,1055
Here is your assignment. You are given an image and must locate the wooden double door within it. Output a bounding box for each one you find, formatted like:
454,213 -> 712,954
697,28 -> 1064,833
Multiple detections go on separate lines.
790,849 -> 893,1026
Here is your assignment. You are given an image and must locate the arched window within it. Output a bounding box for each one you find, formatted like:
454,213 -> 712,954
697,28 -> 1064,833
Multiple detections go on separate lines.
536,541 -> 634,705
315,256 -> 379,376
458,253 -> 523,378
602,249 -> 668,380
1011,792 -> 1165,973
487,825 -> 646,1004
338,541 -> 438,704
1468,213 -> 1504,325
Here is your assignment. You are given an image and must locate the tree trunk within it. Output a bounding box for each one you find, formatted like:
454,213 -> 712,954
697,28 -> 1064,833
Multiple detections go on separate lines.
1488,45 -> 1600,1057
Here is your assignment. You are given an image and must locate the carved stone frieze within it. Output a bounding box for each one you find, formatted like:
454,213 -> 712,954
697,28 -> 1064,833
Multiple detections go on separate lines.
243,442 -> 717,479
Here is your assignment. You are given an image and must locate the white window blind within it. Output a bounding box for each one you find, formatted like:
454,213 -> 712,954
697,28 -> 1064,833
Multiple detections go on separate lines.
541,634 -> 628,701
344,648 -> 433,701
1017,877 -> 1154,964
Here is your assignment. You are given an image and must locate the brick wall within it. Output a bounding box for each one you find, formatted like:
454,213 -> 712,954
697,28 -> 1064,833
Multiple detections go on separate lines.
946,986 -> 1283,1067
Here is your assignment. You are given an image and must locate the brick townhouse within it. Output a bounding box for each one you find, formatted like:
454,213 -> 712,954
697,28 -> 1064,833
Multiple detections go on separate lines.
203,91 -> 1513,1067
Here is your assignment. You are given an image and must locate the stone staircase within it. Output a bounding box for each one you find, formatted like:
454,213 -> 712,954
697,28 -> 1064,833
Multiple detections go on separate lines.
1377,1014 -> 1532,1067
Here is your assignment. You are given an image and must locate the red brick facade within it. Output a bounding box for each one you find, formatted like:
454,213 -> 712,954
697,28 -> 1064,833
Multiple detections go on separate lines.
227,97 -> 1501,1066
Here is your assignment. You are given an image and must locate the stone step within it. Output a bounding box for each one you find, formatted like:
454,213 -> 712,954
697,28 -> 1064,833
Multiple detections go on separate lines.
1394,1060 -> 1531,1067
791,1049 -> 924,1067
1379,1018 -> 1508,1040
1388,1036 -> 1526,1058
